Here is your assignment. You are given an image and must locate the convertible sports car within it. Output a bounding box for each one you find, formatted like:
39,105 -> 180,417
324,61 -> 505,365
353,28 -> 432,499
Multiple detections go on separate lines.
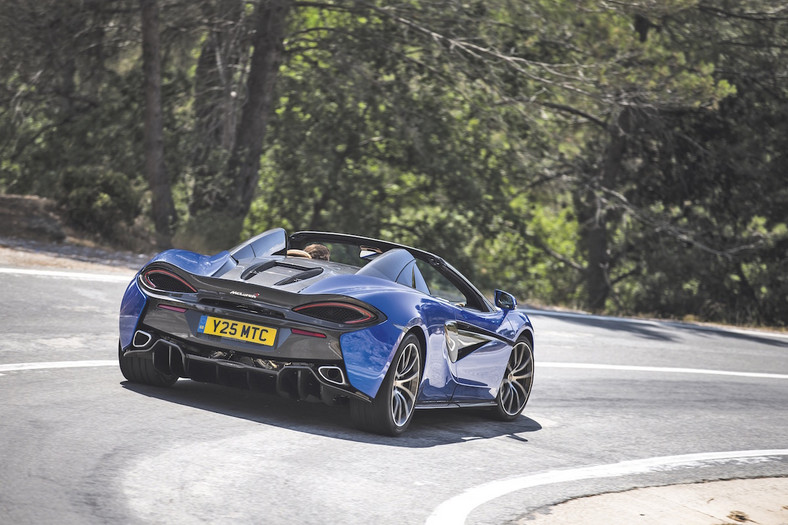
119,229 -> 534,435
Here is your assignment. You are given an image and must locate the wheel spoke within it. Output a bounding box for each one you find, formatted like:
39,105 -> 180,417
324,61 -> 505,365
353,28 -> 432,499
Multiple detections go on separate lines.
392,390 -> 412,425
511,343 -> 532,374
512,386 -> 523,411
389,341 -> 421,427
503,383 -> 521,413
501,383 -> 512,407
397,359 -> 411,377
509,346 -> 522,370
508,383 -> 523,412
394,369 -> 419,387
391,392 -> 403,422
397,344 -> 418,374
498,341 -> 534,416
512,356 -> 532,375
510,380 -> 527,399
395,382 -> 417,403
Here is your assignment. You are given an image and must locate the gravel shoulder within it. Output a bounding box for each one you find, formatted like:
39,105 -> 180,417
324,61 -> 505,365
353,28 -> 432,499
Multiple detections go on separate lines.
0,236 -> 148,274
0,194 -> 151,274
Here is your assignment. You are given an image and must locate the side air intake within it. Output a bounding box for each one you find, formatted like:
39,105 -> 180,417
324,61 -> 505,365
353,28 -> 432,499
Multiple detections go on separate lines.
141,268 -> 197,293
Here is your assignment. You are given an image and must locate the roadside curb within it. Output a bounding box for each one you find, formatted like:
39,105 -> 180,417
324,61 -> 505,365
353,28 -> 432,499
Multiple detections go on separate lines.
518,477 -> 788,525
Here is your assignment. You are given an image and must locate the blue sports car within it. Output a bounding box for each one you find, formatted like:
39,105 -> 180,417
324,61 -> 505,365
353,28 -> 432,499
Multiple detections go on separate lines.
119,229 -> 534,435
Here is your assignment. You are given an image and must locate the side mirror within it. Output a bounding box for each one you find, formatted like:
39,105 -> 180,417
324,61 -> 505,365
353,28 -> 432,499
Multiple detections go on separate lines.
494,289 -> 517,311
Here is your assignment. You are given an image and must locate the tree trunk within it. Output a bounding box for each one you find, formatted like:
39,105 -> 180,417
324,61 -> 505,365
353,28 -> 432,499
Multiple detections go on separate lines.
189,0 -> 247,218
573,187 -> 611,312
140,0 -> 175,247
574,109 -> 633,311
225,0 -> 292,220
183,0 -> 291,252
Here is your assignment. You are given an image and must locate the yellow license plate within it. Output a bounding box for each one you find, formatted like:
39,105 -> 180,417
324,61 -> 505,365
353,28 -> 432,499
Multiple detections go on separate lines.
198,315 -> 277,346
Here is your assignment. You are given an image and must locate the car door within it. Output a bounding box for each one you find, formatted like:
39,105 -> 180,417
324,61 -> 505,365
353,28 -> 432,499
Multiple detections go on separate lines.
414,260 -> 514,403
449,307 -> 514,402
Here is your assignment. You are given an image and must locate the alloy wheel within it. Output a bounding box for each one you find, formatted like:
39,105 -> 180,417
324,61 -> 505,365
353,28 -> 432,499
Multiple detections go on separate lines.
390,341 -> 421,427
499,341 -> 534,416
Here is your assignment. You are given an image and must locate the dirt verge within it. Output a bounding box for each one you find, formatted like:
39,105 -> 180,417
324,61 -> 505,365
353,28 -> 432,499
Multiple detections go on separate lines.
0,194 -> 151,272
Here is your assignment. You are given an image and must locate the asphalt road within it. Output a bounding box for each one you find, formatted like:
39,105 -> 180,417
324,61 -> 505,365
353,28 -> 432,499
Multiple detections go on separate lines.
1,267 -> 787,524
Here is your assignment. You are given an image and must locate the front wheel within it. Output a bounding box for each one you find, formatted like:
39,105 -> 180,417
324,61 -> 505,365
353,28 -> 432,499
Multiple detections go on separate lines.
492,338 -> 534,421
351,333 -> 422,436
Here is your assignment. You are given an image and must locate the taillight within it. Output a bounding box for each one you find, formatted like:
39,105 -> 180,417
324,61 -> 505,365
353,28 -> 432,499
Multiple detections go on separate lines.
291,328 -> 327,338
293,302 -> 376,324
141,268 -> 197,293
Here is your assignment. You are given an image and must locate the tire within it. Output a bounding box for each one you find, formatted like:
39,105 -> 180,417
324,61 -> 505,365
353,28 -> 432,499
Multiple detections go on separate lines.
118,342 -> 178,387
351,333 -> 422,436
492,338 -> 534,421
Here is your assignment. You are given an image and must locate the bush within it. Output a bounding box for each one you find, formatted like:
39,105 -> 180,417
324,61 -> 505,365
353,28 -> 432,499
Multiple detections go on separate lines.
58,166 -> 140,239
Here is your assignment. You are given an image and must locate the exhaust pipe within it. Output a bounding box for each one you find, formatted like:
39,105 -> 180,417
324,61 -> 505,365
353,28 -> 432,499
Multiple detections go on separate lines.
318,365 -> 347,386
132,330 -> 152,348
125,333 -> 185,376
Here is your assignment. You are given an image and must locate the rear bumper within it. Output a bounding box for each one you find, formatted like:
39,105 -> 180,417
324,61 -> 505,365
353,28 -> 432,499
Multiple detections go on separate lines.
122,332 -> 371,404
119,275 -> 396,401
138,295 -> 345,362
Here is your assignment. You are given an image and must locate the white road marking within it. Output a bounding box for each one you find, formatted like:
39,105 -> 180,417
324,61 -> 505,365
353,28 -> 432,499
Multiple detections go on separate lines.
0,360 -> 116,374
0,267 -> 132,282
1,360 -> 784,381
425,449 -> 788,525
538,362 -> 788,380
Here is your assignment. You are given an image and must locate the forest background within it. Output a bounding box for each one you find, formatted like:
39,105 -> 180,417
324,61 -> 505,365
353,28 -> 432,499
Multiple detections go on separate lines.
1,0 -> 786,327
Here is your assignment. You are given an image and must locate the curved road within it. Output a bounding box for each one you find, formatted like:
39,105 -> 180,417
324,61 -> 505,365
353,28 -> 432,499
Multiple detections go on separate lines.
1,267 -> 787,524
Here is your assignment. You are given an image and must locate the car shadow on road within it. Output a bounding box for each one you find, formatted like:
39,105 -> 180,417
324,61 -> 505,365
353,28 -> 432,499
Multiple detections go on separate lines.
664,321 -> 788,348
541,315 -> 680,342
121,380 -> 542,447
541,314 -> 788,348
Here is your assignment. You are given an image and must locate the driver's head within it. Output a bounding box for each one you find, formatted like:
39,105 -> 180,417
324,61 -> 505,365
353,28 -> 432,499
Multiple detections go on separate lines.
305,243 -> 330,261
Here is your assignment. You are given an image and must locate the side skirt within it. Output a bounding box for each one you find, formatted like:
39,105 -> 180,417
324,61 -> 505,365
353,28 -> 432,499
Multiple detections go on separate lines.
415,401 -> 497,410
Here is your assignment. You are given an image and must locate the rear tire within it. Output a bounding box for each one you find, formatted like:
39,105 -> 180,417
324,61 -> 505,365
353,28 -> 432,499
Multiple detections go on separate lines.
492,338 -> 534,421
351,333 -> 422,436
118,342 -> 178,387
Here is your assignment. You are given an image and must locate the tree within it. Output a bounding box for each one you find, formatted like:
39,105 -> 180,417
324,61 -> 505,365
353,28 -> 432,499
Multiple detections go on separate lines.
242,2 -> 535,278
0,0 -> 147,241
602,1 -> 788,325
182,0 -> 292,251
141,0 -> 176,246
187,0 -> 251,230
2,0 -> 786,326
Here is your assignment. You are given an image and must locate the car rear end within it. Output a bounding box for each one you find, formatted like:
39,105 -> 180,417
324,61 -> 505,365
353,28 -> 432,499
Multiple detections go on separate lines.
119,258 -> 385,405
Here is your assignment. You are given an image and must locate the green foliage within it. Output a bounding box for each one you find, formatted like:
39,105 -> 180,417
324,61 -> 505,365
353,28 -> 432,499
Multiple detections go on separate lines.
2,0 -> 787,326
179,209 -> 245,254
244,4 -> 532,281
59,166 -> 140,238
